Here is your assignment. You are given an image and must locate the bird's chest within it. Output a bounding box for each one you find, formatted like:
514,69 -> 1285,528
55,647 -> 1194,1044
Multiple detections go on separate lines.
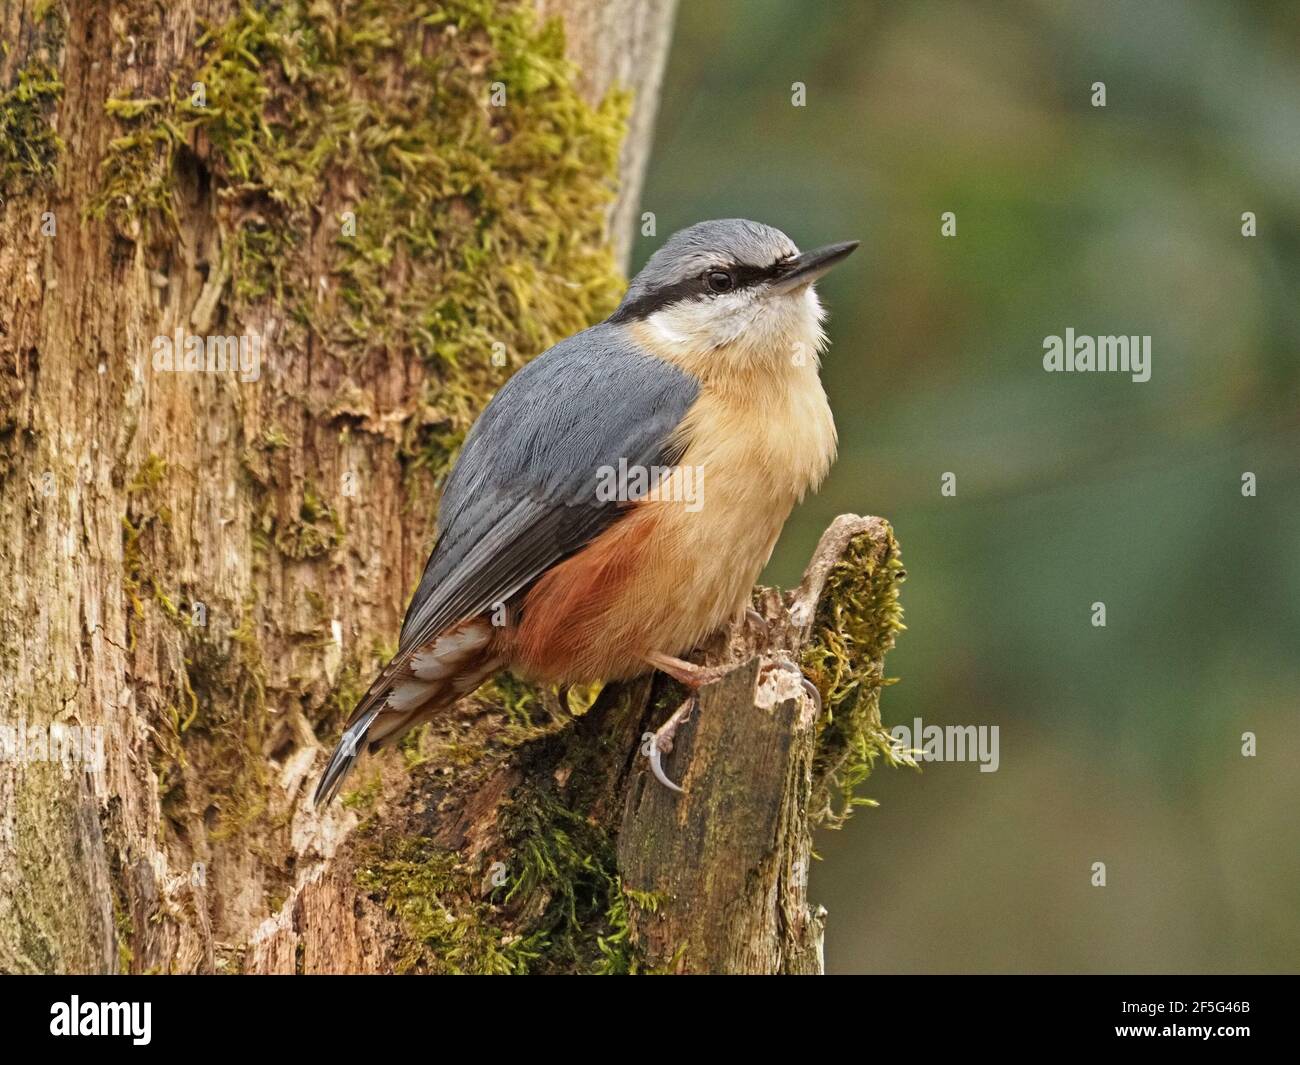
508,365 -> 836,681
651,371 -> 837,612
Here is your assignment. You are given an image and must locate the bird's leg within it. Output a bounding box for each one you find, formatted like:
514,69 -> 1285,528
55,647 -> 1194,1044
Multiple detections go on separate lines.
642,651 -> 736,793
644,650 -> 735,690
645,694 -> 695,794
640,654 -> 822,793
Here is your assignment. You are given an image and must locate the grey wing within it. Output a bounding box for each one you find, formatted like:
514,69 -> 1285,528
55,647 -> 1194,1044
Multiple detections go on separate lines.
349,323 -> 698,728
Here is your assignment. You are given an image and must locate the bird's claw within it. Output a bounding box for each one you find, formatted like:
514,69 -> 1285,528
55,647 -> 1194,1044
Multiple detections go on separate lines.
648,742 -> 684,794
646,695 -> 694,794
800,675 -> 822,716
764,663 -> 826,723
641,665 -> 819,795
769,659 -> 823,716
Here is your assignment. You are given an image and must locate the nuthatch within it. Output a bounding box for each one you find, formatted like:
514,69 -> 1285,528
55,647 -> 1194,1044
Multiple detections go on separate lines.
315,219 -> 857,803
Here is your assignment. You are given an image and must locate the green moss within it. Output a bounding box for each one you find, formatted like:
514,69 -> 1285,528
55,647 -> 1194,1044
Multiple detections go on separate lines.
144,602 -> 271,841
318,658 -> 364,733
273,481 -> 344,559
495,785 -> 662,974
127,452 -> 168,494
0,62 -> 63,195
357,782 -> 661,974
357,837 -> 544,974
0,6 -> 64,198
468,674 -> 603,754
594,880 -> 665,976
802,523 -> 911,828
191,606 -> 272,840
121,455 -> 273,839
476,672 -> 548,732
112,886 -> 134,975
122,455 -> 173,645
95,0 -> 627,481
340,770 -> 383,813
500,789 -> 611,926
260,426 -> 290,450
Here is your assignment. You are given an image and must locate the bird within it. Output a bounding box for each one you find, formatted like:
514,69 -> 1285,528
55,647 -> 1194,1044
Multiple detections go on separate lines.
314,219 -> 857,805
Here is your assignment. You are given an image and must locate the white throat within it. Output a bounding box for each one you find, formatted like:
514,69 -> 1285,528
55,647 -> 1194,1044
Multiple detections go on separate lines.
638,284 -> 829,382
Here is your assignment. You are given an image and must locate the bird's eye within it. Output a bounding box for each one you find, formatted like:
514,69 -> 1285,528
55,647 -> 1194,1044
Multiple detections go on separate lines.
706,269 -> 734,293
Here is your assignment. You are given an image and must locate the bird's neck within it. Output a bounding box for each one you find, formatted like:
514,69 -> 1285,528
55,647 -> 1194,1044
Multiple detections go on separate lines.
630,287 -> 829,395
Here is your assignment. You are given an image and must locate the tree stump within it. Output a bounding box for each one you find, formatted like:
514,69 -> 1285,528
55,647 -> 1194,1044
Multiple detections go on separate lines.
245,514 -> 906,975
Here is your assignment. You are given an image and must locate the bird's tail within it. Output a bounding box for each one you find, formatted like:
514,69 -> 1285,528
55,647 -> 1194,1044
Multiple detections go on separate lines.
312,616 -> 503,807
312,706 -> 382,807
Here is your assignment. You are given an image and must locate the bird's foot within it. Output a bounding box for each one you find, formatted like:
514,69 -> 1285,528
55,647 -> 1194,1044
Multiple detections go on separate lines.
639,652 -> 815,794
801,675 -> 822,716
640,651 -> 729,794
743,606 -> 771,640
644,650 -> 735,691
785,661 -> 823,716
761,658 -> 824,717
646,694 -> 695,794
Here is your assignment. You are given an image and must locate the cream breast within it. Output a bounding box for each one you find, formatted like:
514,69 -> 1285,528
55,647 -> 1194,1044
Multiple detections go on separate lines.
617,296 -> 838,663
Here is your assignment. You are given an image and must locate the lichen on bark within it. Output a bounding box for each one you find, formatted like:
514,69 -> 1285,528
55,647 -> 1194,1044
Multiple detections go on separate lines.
0,3 -> 64,198
94,0 -> 630,477
354,798 -> 652,975
803,523 -> 911,827
54,0 -> 636,971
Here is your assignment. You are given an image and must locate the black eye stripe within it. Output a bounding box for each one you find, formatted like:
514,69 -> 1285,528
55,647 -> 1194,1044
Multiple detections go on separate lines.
727,260 -> 788,290
609,257 -> 792,323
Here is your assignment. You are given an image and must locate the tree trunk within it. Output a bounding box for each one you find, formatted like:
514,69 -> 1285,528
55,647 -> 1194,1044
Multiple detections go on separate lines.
1,0 -> 904,976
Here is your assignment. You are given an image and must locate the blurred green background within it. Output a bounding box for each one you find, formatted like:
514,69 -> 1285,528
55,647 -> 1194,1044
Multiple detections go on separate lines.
632,0 -> 1300,973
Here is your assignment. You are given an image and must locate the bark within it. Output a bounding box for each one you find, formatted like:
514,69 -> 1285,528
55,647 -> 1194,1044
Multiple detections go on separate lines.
1,0 -> 904,977
536,0 -> 677,269
244,515 -> 902,975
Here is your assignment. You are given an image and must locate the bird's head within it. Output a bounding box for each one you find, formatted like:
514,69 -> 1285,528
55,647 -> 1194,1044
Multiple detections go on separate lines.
611,218 -> 858,377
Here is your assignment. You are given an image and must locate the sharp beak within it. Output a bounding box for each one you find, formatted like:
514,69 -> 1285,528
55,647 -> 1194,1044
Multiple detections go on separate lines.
770,240 -> 859,294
